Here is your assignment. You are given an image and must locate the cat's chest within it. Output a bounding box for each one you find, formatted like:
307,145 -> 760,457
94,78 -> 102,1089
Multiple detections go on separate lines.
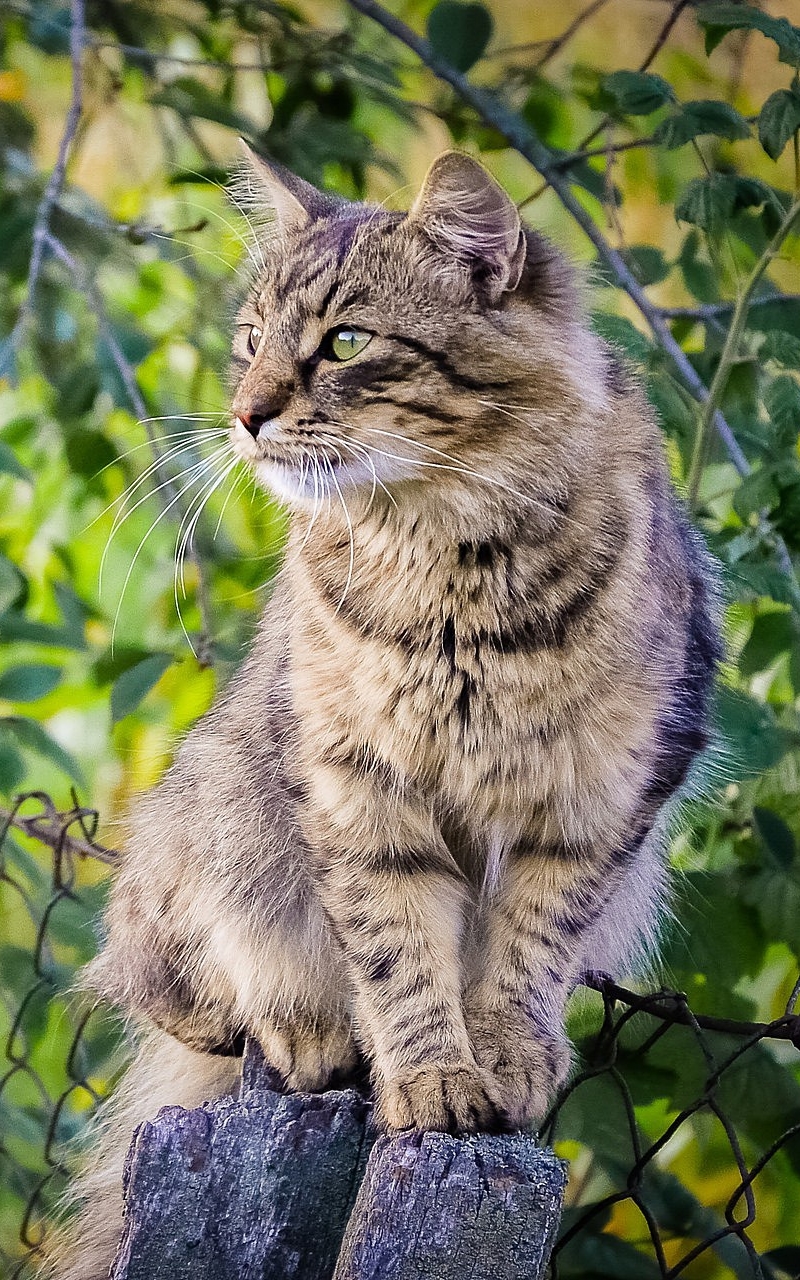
290,543 -> 574,811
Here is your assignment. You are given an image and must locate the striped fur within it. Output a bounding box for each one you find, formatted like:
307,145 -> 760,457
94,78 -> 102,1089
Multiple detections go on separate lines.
48,152 -> 720,1277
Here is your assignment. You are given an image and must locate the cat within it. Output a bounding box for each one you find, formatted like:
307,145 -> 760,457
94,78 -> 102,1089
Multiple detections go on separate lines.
48,147 -> 720,1279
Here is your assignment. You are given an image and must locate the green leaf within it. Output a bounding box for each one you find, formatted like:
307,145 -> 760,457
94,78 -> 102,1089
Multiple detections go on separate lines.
0,738 -> 26,792
654,100 -> 751,149
150,78 -> 254,134
714,685 -> 797,778
0,556 -> 26,614
426,1 -> 494,73
676,174 -> 782,236
0,717 -> 83,783
753,805 -> 796,867
759,88 -> 800,161
591,313 -> 652,363
0,665 -> 62,703
110,654 -> 174,724
732,467 -> 779,519
602,70 -> 674,116
625,245 -> 669,286
762,330 -> 800,369
0,441 -> 30,481
698,4 -> 800,62
764,375 -> 800,446
739,610 -> 794,675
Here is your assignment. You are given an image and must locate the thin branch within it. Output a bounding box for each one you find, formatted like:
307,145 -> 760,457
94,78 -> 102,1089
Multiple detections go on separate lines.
0,0 -> 85,377
583,974 -> 800,1044
1,796 -> 116,866
686,197 -> 800,508
530,0 -> 613,71
44,233 -> 217,662
520,0 -> 691,207
659,295 -> 800,321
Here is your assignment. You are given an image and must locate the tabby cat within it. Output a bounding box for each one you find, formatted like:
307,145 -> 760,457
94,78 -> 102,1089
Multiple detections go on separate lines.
52,148 -> 720,1279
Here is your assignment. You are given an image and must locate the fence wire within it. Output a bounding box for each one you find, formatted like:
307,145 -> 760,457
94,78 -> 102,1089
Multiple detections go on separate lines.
1,792 -> 799,1279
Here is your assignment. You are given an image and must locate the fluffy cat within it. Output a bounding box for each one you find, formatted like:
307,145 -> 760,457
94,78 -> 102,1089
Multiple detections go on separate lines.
49,148 -> 720,1279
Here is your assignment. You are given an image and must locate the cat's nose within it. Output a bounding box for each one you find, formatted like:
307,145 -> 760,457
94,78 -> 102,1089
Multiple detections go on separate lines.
237,409 -> 271,440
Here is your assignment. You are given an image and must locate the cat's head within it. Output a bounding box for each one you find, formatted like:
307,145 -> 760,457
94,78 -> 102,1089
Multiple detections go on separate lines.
229,146 -> 598,514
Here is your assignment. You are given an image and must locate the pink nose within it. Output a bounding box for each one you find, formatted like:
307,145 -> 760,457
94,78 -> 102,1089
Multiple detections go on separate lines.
237,410 -> 269,439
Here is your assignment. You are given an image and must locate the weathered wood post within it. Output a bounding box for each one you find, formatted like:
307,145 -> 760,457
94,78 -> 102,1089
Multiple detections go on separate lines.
111,1042 -> 374,1280
112,1040 -> 567,1279
335,1131 -> 566,1280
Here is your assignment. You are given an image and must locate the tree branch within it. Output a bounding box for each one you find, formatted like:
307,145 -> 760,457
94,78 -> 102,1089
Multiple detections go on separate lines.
0,0 -> 85,377
1,793 -> 116,867
686,197 -> 800,508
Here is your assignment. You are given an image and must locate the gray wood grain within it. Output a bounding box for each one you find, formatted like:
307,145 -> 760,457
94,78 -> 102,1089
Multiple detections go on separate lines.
334,1130 -> 566,1280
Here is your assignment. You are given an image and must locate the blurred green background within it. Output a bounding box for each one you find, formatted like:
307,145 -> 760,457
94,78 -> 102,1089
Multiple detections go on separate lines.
1,0 -> 800,1275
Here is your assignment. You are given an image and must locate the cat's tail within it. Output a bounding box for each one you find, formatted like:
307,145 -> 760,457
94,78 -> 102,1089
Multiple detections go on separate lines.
40,1027 -> 240,1280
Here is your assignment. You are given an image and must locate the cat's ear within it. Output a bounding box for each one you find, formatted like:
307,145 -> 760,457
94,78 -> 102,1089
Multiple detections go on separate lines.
408,152 -> 526,302
235,140 -> 340,232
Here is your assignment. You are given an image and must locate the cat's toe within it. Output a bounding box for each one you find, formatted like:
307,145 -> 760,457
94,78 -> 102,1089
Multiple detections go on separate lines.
468,1009 -> 571,1129
377,1061 -> 503,1134
258,1019 -> 359,1092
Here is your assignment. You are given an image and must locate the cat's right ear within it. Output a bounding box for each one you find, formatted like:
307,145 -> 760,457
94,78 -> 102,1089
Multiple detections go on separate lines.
234,141 -> 340,232
408,152 -> 526,303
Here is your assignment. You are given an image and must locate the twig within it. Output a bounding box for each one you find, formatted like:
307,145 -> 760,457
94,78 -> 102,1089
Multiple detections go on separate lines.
659,295 -> 800,321
1,795 -> 116,866
686,197 -> 800,509
520,0 -> 691,207
0,0 -> 85,377
530,0 -> 612,71
44,233 -> 217,662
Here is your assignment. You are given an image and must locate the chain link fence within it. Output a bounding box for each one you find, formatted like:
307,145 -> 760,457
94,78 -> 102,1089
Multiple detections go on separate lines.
1,793 -> 799,1279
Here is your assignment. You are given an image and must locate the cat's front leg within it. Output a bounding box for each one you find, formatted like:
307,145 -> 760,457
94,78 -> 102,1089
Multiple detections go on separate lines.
302,776 -> 503,1133
465,841 -> 625,1129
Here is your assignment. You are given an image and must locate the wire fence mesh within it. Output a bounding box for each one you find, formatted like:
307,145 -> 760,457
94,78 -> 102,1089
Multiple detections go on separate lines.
1,792 -> 799,1279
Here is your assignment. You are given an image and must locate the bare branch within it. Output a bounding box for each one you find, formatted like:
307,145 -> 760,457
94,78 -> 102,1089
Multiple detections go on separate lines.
659,295 -> 800,321
0,0 -> 85,377
1,793 -> 116,867
530,0 -> 613,71
520,0 -> 691,206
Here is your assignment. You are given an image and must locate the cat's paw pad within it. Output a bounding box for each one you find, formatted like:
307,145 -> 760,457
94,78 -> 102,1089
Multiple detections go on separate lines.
468,1010 -> 570,1129
257,1020 -> 359,1092
377,1061 -> 504,1134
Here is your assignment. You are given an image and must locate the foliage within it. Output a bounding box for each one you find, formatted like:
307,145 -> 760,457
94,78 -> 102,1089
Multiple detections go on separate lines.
1,0 -> 800,1275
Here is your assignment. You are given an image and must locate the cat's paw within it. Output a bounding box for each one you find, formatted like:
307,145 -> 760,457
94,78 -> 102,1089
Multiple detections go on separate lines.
376,1061 -> 504,1133
257,1018 -> 359,1092
467,1006 -> 570,1130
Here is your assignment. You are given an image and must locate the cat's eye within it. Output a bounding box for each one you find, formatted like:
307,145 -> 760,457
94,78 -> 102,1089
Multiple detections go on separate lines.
247,325 -> 262,357
326,327 -> 372,362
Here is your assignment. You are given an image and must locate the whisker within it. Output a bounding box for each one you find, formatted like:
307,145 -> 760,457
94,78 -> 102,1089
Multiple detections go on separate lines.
326,458 -> 355,614
88,431 -> 231,529
109,450 -> 232,653
174,459 -> 239,654
98,444 -> 232,590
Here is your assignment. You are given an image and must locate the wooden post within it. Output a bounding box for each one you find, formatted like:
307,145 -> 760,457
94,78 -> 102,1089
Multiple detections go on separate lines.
111,1041 -> 374,1280
334,1130 -> 566,1280
111,1040 -> 566,1279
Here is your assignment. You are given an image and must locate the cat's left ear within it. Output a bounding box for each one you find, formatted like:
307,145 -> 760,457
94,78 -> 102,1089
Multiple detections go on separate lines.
235,140 -> 341,232
408,152 -> 526,302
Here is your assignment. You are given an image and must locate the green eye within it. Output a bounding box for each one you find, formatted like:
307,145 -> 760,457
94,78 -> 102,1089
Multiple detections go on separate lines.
328,327 -> 372,361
